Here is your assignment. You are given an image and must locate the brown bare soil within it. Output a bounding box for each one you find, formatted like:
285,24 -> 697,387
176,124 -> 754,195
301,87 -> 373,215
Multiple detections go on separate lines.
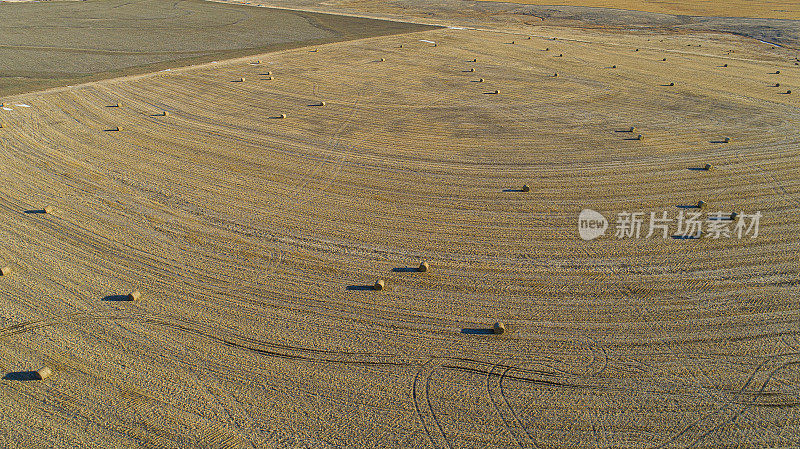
0,0 -> 434,96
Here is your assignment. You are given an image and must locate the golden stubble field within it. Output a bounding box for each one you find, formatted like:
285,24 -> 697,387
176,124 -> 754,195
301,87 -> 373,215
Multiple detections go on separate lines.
0,16 -> 798,448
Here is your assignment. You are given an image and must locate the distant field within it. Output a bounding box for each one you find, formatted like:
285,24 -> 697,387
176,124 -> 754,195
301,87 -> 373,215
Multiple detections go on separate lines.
0,0 -> 434,95
478,0 -> 800,20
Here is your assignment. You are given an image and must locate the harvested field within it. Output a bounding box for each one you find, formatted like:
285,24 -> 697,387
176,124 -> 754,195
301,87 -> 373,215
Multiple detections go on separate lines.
0,4 -> 798,448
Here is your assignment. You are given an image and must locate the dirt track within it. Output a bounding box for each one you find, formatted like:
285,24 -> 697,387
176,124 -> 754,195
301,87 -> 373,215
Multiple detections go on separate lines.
0,14 -> 799,448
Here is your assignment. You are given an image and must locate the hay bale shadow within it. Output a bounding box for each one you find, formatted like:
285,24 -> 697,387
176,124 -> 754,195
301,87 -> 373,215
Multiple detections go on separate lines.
3,371 -> 39,381
391,267 -> 418,273
461,328 -> 494,335
102,295 -> 131,302
672,234 -> 701,240
687,167 -> 709,171
346,285 -> 376,291
503,188 -> 524,192
24,209 -> 48,214
676,204 -> 702,209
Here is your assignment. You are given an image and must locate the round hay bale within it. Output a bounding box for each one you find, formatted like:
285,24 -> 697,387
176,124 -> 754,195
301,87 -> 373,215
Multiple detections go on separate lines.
493,322 -> 505,335
522,184 -> 530,192
697,200 -> 706,209
162,111 -> 168,116
723,63 -> 728,67
418,261 -> 429,272
493,90 -> 499,94
472,58 -> 477,62
662,58 -> 667,61
775,83 -> 781,87
629,126 -> 637,132
704,163 -> 714,170
636,134 -> 644,140
669,82 -> 675,86
776,70 -> 781,74
265,76 -> 273,81
612,65 -> 617,68
558,53 -> 563,57
478,78 -> 484,82
635,48 -> 639,51
468,68 -> 474,72
43,206 -> 53,214
786,90 -> 793,94
319,101 -> 326,106
553,72 -> 558,77
730,212 -> 738,221
380,58 -> 385,62
399,44 -> 403,48
128,290 -> 141,301
723,137 -> 730,143
265,71 -> 272,75
545,47 -> 549,51
433,43 -> 437,47
239,77 -> 245,82
35,367 -> 53,380
0,266 -> 11,276
527,36 -> 531,40
374,279 -> 385,291
0,123 -> 4,128
278,113 -> 286,119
